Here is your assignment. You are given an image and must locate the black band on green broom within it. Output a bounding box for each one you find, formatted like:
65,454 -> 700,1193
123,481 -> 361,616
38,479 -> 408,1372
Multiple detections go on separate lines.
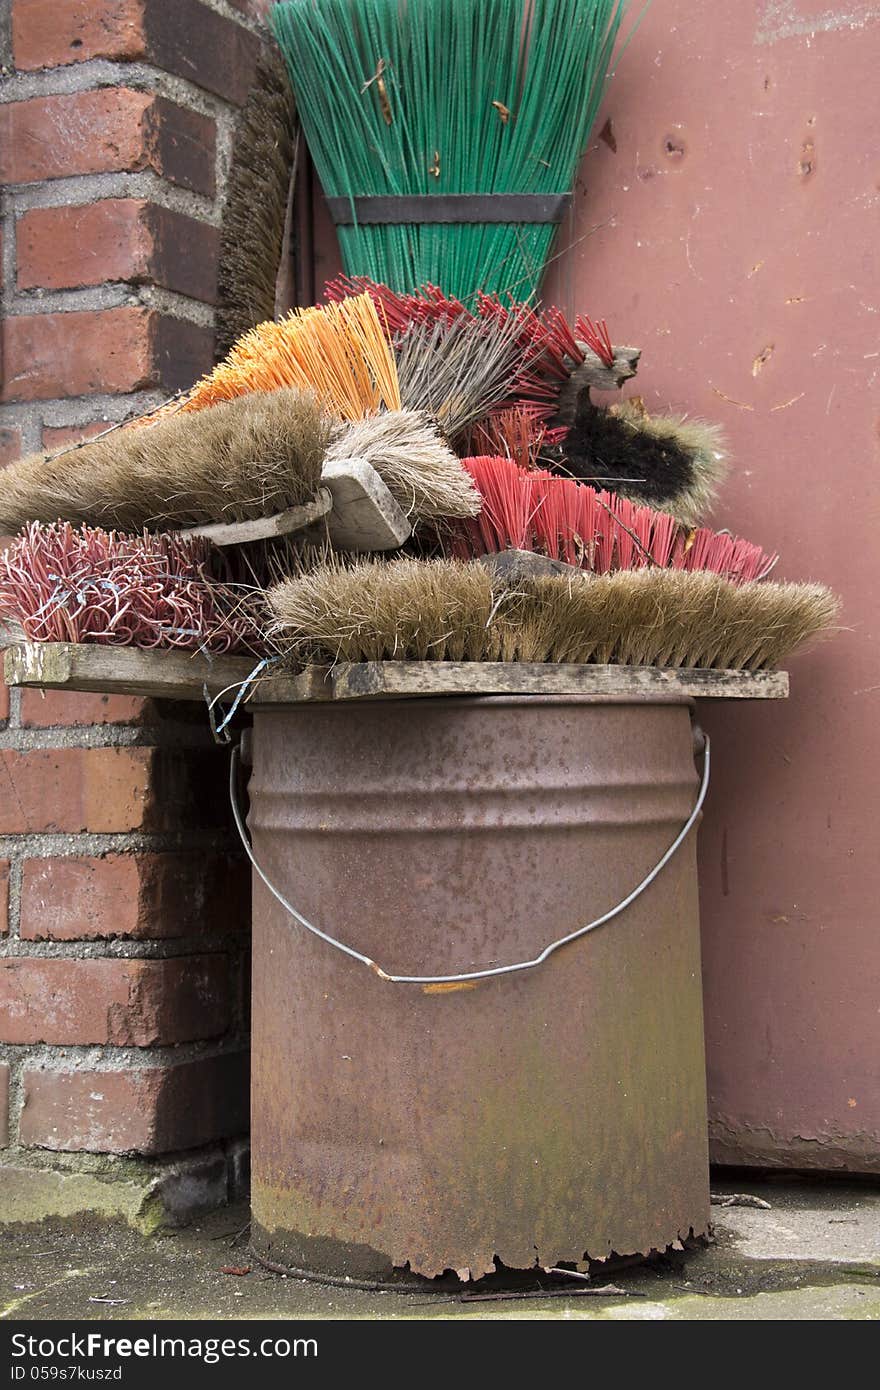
326,193 -> 572,226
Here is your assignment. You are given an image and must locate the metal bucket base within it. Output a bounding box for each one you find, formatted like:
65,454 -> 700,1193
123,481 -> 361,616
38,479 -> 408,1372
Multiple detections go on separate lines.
250,1219 -> 709,1290
249,697 -> 711,1280
251,1230 -> 455,1292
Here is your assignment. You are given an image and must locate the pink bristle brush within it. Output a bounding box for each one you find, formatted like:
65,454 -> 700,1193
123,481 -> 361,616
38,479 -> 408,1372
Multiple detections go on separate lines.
449,456 -> 777,583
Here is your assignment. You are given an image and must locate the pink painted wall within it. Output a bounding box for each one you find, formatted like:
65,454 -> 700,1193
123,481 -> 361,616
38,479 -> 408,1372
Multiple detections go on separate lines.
543,0 -> 879,1170
305,0 -> 879,1170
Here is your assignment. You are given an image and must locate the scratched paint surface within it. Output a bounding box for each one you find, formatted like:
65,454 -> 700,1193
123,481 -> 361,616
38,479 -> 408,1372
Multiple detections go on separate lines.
544,0 -> 880,1168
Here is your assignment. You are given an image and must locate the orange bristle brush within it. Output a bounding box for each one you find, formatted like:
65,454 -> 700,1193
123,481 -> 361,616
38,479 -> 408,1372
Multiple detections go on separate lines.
449,455 -> 777,583
140,293 -> 401,425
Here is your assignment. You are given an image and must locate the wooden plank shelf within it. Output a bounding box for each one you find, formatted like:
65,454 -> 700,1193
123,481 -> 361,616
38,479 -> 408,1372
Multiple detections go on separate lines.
2,641 -> 258,702
3,642 -> 790,706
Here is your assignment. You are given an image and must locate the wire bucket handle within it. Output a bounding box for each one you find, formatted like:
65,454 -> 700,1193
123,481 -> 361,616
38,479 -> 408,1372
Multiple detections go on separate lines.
230,736 -> 710,990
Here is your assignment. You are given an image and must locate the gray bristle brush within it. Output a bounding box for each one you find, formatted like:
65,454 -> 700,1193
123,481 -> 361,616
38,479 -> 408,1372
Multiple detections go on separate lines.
393,314 -> 525,438
326,411 -> 481,521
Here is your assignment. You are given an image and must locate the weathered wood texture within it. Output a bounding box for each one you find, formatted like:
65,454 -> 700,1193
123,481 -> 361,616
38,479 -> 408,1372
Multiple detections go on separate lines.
182,489 -> 332,545
179,459 -> 411,552
257,661 -> 789,704
322,457 -> 411,551
3,641 -> 258,701
577,343 -> 641,390
4,642 -> 790,705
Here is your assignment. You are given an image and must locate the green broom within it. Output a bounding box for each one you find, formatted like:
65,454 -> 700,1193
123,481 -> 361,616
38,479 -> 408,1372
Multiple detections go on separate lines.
270,0 -> 626,301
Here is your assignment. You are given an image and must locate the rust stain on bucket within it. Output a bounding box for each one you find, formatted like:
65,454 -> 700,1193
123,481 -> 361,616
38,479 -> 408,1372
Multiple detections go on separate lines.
248,696 -> 709,1280
421,980 -> 482,994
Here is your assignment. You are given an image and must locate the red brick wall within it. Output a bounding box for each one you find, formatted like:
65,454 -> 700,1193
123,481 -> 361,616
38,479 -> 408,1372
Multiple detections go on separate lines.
0,0 -> 269,1165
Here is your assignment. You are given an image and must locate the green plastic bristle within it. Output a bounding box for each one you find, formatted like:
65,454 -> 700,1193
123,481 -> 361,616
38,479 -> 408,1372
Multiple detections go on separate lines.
270,0 -> 625,301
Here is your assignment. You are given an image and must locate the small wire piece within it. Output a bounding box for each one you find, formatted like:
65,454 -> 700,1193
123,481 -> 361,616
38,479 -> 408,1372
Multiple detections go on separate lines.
205,656 -> 279,744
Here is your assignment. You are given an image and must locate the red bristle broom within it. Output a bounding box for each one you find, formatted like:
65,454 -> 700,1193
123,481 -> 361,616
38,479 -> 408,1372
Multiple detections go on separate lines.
465,405 -> 556,469
326,277 -> 470,332
325,276 -> 613,426
574,314 -> 615,367
450,456 -> 778,583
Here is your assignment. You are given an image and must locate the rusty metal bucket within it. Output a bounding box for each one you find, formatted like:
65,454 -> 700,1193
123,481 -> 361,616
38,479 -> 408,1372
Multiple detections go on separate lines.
246,695 -> 710,1281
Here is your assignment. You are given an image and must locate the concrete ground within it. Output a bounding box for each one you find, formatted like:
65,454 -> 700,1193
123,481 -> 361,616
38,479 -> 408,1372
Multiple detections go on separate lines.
1,1177 -> 878,1321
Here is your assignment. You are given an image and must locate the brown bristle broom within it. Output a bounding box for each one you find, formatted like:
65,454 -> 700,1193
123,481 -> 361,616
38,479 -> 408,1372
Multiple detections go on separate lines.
215,39 -> 298,359
266,558 -> 839,672
0,389 -> 330,535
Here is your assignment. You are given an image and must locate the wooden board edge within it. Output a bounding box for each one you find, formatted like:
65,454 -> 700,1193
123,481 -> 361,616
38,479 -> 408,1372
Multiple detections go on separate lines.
3,644 -> 790,705
4,642 -> 74,691
3,642 -> 258,702
257,661 -> 790,704
181,489 -> 332,546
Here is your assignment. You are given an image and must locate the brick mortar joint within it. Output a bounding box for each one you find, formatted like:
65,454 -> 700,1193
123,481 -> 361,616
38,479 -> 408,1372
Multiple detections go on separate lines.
8,686 -> 22,727
140,284 -> 216,326
0,0 -> 11,69
5,857 -> 23,942
0,59 -> 249,122
4,172 -> 219,225
0,391 -> 169,435
0,828 -> 243,856
3,285 -> 134,317
0,935 -> 248,961
4,1051 -> 25,1149
5,284 -> 216,330
0,198 -> 15,304
0,1134 -> 250,1180
0,1038 -> 250,1071
193,0 -> 270,36
0,724 -> 221,750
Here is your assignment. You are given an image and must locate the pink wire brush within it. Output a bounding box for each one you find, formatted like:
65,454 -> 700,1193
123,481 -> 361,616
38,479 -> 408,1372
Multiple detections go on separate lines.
0,522 -> 264,654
